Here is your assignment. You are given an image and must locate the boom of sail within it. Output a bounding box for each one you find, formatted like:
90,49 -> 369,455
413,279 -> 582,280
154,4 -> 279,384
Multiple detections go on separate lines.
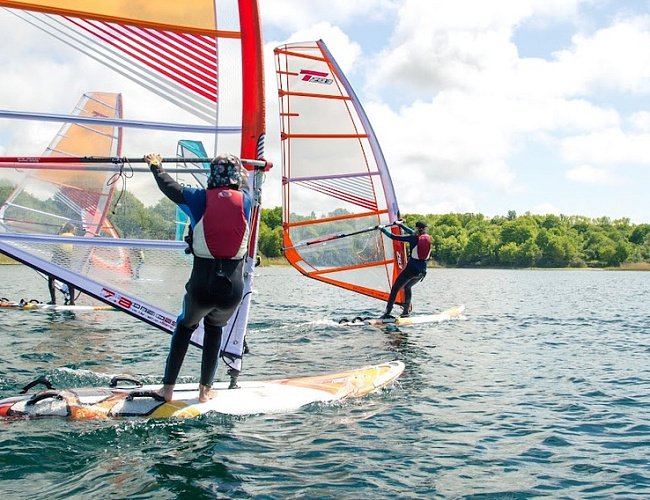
274,40 -> 406,303
0,0 -> 267,373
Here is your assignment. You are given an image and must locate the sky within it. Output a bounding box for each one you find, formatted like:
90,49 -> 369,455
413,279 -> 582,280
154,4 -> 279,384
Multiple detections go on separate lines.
1,0 -> 650,223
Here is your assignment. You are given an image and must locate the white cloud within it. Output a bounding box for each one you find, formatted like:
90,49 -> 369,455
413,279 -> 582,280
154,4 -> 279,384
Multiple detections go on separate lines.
530,202 -> 561,216
628,111 -> 650,132
561,129 -> 650,165
565,164 -> 621,184
260,0 -> 399,31
554,17 -> 650,94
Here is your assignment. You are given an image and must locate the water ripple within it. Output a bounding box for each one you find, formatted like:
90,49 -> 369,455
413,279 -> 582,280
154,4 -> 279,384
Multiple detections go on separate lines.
1,267 -> 649,498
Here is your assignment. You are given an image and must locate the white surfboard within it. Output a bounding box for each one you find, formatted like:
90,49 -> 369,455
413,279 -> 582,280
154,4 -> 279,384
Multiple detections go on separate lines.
0,299 -> 115,312
340,305 -> 466,327
0,361 -> 405,419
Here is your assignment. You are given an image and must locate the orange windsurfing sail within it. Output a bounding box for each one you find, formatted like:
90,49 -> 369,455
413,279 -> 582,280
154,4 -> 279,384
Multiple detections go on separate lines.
275,40 -> 407,303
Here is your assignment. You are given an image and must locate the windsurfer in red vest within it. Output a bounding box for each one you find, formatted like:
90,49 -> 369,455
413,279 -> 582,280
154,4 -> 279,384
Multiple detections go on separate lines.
379,220 -> 431,319
146,152 -> 252,403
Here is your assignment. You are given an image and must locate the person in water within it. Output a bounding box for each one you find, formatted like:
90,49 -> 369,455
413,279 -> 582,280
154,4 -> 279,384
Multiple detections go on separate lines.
379,220 -> 431,319
48,222 -> 77,305
145,152 -> 251,403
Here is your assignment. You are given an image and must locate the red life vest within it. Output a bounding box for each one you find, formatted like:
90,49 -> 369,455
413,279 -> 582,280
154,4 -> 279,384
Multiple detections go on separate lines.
192,188 -> 249,259
411,234 -> 431,260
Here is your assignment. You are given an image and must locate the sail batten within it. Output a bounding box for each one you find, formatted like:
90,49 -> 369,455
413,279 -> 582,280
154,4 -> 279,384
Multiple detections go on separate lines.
282,133 -> 368,139
0,109 -> 232,133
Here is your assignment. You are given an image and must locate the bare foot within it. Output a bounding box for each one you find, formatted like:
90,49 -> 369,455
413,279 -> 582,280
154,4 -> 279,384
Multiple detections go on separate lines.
157,384 -> 175,402
198,384 -> 217,403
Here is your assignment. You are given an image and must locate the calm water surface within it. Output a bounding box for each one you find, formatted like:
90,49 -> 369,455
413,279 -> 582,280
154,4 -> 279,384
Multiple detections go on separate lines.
0,265 -> 648,499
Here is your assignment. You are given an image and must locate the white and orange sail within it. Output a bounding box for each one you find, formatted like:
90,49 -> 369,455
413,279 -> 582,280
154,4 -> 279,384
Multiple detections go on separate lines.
0,91 -> 130,282
0,92 -> 122,238
274,40 -> 406,304
0,0 -> 268,374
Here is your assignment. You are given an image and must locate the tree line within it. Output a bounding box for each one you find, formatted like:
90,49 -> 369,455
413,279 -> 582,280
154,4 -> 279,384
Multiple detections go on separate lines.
256,207 -> 650,269
1,182 -> 649,268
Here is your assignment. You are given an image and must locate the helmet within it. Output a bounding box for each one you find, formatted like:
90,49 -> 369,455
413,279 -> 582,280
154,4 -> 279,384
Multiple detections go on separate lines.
207,154 -> 242,189
415,220 -> 428,229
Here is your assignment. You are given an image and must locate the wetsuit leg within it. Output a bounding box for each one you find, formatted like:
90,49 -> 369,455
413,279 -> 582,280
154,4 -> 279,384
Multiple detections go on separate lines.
200,321 -> 222,387
162,289 -> 211,386
401,275 -> 421,312
385,268 -> 412,315
48,276 -> 56,303
194,259 -> 244,386
162,322 -> 195,385
163,258 -> 245,386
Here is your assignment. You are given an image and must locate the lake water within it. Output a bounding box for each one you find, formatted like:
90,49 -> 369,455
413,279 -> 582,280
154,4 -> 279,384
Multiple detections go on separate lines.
0,265 -> 648,498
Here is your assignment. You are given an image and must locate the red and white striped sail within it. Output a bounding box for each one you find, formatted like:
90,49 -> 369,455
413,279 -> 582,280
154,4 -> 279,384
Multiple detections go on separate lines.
275,40 -> 406,303
0,0 -> 267,373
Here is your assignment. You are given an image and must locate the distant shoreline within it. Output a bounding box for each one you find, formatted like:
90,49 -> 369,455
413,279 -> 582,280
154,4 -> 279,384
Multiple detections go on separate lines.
2,254 -> 648,270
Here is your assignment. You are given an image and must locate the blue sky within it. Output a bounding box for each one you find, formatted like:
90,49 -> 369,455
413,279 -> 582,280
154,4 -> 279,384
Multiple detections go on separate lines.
1,0 -> 649,223
260,0 -> 650,223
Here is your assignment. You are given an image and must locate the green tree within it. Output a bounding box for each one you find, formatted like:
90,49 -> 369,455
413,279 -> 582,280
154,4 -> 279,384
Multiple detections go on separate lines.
500,216 -> 539,245
535,228 -> 578,267
0,181 -> 14,203
261,206 -> 282,230
459,230 -> 497,266
258,224 -> 283,258
629,224 -> 650,245
498,239 -> 538,267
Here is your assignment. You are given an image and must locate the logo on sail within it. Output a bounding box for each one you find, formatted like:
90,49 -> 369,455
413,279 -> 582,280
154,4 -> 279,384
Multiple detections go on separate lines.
300,69 -> 333,85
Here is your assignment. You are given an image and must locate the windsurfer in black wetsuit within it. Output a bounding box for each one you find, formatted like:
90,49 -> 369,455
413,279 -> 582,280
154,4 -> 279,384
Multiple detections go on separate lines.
145,152 -> 252,403
48,222 -> 77,305
379,220 -> 431,319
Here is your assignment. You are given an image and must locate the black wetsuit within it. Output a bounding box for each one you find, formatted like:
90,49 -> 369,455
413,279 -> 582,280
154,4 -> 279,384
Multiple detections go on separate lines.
381,224 -> 430,316
150,164 -> 251,387
48,230 -> 76,304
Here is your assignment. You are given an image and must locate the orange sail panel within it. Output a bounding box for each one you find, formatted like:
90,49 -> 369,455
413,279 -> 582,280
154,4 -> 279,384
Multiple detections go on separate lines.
275,40 -> 406,303
0,1 -> 224,35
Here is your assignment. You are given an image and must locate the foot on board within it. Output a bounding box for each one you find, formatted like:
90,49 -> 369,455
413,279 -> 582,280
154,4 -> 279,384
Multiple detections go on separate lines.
198,384 -> 217,403
157,384 -> 175,402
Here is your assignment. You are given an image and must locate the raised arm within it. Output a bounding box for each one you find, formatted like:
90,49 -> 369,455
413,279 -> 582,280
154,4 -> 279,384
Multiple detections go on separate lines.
145,153 -> 185,204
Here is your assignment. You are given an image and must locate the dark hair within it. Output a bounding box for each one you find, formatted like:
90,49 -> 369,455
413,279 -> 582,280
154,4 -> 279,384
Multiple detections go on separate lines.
61,222 -> 76,233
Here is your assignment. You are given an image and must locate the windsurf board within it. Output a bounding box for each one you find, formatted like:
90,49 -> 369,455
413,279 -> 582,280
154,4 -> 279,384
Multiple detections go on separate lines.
0,299 -> 115,312
0,361 -> 405,419
340,305 -> 466,327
